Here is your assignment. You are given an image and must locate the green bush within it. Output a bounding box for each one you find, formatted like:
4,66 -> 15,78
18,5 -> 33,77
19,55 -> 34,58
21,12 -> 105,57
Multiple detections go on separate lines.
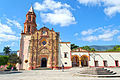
7,64 -> 12,70
13,66 -> 16,70
0,55 -> 9,66
6,65 -> 16,70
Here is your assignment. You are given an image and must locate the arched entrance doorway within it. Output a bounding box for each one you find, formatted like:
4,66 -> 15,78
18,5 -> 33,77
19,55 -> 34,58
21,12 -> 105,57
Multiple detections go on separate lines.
72,55 -> 79,67
80,55 -> 88,67
41,58 -> 47,67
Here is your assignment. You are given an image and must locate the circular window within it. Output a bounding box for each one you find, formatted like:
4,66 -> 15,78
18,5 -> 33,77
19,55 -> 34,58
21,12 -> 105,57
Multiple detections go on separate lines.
25,60 -> 28,63
42,41 -> 46,45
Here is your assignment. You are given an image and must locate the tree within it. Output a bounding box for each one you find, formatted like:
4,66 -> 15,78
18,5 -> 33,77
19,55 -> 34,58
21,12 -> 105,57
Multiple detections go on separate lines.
0,55 -> 9,66
90,48 -> 96,52
81,46 -> 96,51
113,45 -> 120,50
81,46 -> 91,51
8,53 -> 20,66
71,44 -> 96,51
71,44 -> 79,50
3,46 -> 11,55
107,45 -> 120,51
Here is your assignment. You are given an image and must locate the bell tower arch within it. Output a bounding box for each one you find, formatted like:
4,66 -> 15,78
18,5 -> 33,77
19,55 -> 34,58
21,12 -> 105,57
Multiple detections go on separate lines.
24,5 -> 37,34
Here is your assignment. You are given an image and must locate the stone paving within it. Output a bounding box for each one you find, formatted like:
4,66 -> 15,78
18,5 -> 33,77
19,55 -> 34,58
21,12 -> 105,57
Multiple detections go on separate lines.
0,68 -> 120,80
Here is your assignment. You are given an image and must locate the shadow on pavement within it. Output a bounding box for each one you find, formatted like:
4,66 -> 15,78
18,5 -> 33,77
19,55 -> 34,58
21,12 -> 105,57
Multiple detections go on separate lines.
0,71 -> 22,74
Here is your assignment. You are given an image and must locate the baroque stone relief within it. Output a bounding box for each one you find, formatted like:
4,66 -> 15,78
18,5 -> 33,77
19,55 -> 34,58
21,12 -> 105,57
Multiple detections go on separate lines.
39,47 -> 50,54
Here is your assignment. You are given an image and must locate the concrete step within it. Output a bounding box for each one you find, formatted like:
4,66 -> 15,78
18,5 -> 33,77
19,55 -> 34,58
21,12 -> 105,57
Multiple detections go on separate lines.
104,68 -> 117,75
104,68 -> 120,74
78,67 -> 116,75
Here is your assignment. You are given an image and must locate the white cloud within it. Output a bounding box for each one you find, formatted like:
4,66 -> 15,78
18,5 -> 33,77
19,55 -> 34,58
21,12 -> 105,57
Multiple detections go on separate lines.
34,0 -> 76,27
0,22 -> 14,34
34,0 -> 70,11
81,29 -> 94,35
77,0 -> 120,16
0,22 -> 20,42
81,36 -> 98,42
104,6 -> 120,17
40,9 -> 76,26
117,36 -> 120,41
81,26 -> 119,42
0,33 -> 20,42
81,27 -> 103,35
77,5 -> 81,9
7,42 -> 15,47
11,42 -> 15,46
78,0 -> 101,6
74,33 -> 79,36
6,18 -> 22,30
98,30 -> 119,41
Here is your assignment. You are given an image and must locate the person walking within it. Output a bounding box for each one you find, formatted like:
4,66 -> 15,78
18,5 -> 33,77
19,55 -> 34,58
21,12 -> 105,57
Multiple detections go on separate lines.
62,64 -> 64,72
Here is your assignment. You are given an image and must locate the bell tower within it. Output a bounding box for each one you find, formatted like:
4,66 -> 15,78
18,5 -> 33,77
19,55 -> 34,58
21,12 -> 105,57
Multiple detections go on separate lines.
24,5 -> 37,34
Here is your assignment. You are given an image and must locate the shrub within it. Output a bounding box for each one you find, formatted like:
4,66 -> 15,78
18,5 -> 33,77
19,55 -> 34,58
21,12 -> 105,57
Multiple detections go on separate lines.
0,55 -> 9,66
8,53 -> 20,65
6,64 -> 17,70
13,66 -> 16,70
7,64 -> 12,70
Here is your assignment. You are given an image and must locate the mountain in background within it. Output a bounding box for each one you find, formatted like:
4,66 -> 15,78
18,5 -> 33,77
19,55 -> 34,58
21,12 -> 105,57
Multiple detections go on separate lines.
89,45 -> 115,51
0,51 -> 17,55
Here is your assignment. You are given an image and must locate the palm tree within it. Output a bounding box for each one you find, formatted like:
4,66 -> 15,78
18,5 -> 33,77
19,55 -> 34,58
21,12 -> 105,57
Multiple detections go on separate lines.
3,46 -> 11,55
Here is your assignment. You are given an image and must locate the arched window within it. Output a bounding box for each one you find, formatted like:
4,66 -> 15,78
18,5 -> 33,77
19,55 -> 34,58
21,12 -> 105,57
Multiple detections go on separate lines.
32,27 -> 34,33
28,26 -> 30,32
33,17 -> 35,23
28,15 -> 31,21
64,52 -> 68,58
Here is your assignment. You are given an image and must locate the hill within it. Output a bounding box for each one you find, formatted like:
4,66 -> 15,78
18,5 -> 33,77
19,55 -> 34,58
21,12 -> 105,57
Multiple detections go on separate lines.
89,45 -> 115,51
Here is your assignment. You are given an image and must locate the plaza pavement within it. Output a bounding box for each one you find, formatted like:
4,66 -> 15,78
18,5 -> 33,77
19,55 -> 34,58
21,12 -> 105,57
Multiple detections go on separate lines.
0,68 -> 120,80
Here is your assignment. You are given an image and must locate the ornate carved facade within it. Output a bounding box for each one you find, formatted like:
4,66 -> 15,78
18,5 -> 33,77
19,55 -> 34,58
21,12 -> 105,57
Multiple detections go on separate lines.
19,6 -> 60,70
29,27 -> 59,69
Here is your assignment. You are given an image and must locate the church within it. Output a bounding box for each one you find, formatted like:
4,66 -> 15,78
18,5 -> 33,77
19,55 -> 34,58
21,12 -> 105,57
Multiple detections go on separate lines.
17,6 -> 72,70
17,6 -> 120,70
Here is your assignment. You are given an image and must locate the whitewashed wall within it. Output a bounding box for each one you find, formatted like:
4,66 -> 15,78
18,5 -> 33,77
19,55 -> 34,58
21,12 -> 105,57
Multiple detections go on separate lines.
89,52 -> 120,67
58,43 -> 72,68
71,51 -> 120,67
21,35 -> 31,70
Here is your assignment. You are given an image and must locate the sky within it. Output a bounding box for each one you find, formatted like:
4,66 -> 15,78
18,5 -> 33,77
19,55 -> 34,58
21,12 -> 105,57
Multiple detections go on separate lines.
0,0 -> 120,51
